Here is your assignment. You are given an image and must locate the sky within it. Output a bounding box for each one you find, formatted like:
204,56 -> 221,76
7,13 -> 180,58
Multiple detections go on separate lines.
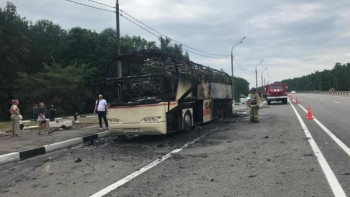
1,0 -> 350,87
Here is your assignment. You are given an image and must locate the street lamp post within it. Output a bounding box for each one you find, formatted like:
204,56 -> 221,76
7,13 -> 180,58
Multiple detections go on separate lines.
261,66 -> 268,93
231,36 -> 246,102
255,59 -> 264,88
265,73 -> 271,85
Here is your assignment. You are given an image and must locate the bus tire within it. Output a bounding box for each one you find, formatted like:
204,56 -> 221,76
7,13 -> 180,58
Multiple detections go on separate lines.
183,111 -> 192,132
267,100 -> 271,105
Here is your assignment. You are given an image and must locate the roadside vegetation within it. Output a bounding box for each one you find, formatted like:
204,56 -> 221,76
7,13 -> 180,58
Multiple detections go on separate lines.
282,63 -> 350,92
0,2 -> 249,121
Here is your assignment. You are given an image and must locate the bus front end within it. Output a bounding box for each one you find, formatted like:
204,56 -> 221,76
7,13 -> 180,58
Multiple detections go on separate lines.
108,102 -> 175,135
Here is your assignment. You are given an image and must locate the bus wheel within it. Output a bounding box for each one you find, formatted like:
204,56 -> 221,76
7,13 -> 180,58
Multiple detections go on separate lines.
183,111 -> 192,132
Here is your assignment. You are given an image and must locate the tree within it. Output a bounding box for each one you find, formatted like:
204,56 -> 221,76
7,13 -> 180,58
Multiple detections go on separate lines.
61,27 -> 98,66
13,63 -> 97,117
0,2 -> 30,120
282,62 -> 350,91
26,19 -> 67,73
233,77 -> 249,101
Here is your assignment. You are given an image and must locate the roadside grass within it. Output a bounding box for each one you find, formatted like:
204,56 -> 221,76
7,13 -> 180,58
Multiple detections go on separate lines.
0,121 -> 38,131
0,114 -> 98,130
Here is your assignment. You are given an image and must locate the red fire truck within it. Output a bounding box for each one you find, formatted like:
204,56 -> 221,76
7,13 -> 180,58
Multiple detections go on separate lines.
264,82 -> 288,105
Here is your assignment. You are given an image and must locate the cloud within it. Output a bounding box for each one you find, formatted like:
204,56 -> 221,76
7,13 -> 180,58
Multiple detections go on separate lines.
2,0 -> 350,87
248,3 -> 324,29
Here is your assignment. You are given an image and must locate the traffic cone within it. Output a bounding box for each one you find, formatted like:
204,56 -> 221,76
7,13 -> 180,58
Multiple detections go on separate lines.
307,105 -> 314,119
290,95 -> 293,101
295,98 -> 299,105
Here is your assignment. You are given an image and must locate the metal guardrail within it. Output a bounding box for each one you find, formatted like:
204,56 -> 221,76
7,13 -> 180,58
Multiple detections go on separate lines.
301,91 -> 350,96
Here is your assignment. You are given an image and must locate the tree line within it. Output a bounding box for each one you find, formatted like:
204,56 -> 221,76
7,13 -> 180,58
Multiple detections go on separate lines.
282,63 -> 350,92
0,2 -> 249,120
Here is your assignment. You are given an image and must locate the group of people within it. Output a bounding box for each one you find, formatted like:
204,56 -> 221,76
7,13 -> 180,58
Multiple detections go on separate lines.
9,100 -> 57,137
33,103 -> 56,122
9,90 -> 259,137
9,94 -> 108,137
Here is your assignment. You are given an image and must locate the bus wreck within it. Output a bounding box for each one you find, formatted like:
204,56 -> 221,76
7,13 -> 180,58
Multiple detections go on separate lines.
101,51 -> 232,135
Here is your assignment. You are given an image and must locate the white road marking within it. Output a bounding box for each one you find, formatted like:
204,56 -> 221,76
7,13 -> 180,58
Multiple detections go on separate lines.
298,104 -> 350,158
289,100 -> 346,197
90,135 -> 205,197
334,101 -> 340,104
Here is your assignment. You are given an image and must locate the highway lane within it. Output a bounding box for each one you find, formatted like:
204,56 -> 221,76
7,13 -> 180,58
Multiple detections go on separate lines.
1,101 -> 347,197
291,93 -> 350,149
290,93 -> 350,194
105,103 -> 336,196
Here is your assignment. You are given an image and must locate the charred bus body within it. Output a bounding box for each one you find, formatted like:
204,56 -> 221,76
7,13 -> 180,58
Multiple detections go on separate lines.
100,51 -> 232,135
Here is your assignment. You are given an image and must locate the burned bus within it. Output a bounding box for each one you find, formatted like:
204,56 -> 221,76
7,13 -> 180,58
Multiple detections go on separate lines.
101,51 -> 232,135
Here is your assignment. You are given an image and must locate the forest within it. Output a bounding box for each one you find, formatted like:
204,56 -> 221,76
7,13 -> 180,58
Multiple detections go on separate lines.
0,2 -> 249,120
282,62 -> 350,92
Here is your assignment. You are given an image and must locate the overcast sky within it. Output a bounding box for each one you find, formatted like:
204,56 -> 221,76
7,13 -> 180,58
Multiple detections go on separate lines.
2,0 -> 350,87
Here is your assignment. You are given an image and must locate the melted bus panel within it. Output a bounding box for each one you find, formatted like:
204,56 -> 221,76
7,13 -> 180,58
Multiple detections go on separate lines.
100,51 -> 232,135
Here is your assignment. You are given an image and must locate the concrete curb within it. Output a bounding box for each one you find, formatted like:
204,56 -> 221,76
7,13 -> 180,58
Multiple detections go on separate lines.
0,131 -> 110,165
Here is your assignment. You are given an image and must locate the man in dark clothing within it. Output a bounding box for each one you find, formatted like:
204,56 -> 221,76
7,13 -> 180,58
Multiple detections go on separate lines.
49,105 -> 56,121
33,104 -> 38,121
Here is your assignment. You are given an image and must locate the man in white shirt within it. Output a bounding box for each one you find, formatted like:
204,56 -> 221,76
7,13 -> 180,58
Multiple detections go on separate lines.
93,94 -> 109,131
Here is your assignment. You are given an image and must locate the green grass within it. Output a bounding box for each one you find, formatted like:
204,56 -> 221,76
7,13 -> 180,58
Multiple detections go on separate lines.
0,121 -> 38,131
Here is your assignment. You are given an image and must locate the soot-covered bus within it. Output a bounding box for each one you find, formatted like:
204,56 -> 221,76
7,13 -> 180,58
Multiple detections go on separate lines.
99,51 -> 232,136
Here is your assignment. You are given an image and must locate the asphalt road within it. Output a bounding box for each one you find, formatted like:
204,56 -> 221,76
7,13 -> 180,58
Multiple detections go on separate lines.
1,98 -> 349,197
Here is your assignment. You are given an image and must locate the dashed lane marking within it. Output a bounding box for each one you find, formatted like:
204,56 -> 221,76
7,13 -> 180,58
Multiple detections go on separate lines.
298,104 -> 350,158
334,101 -> 340,104
89,134 -> 205,197
289,99 -> 346,197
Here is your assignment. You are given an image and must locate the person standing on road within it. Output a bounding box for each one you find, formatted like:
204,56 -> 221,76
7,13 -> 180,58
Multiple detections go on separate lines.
93,94 -> 109,131
9,99 -> 21,137
249,88 -> 261,123
49,104 -> 56,121
32,103 -> 38,121
37,102 -> 50,135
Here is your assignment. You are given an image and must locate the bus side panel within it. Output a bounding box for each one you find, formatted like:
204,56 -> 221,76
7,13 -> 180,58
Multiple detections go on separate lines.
176,80 -> 192,100
210,83 -> 232,99
213,99 -> 233,118
203,99 -> 213,123
193,100 -> 203,125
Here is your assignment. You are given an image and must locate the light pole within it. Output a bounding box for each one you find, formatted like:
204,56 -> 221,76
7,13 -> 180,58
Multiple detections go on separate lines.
255,59 -> 264,88
261,66 -> 268,93
231,36 -> 246,102
116,0 -> 122,78
265,73 -> 271,85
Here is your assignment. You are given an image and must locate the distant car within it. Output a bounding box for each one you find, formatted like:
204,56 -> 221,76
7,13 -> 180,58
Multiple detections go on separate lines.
291,90 -> 296,94
240,95 -> 247,104
246,94 -> 251,106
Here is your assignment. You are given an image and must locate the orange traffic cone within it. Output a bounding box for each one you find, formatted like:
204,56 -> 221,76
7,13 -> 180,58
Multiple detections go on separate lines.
307,105 -> 313,119
295,98 -> 299,105
290,95 -> 293,101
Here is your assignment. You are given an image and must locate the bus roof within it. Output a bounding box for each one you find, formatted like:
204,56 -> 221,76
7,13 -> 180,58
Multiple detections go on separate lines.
113,50 -> 230,79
